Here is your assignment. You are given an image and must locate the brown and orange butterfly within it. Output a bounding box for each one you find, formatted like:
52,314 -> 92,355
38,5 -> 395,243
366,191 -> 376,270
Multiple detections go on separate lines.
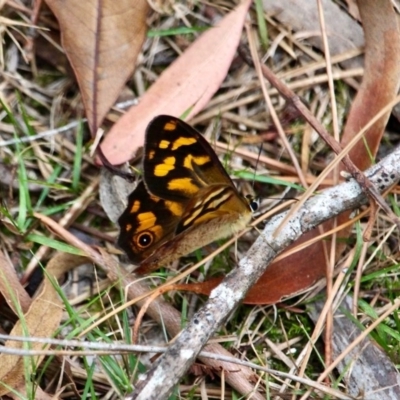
117,115 -> 256,273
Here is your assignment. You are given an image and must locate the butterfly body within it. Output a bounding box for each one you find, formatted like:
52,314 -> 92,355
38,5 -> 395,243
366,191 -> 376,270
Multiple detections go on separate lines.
117,115 -> 253,273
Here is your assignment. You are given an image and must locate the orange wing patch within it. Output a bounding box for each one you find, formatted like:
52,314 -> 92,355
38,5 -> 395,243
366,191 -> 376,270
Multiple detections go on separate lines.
130,200 -> 141,214
154,156 -> 176,177
159,140 -> 170,149
183,154 -> 210,170
165,200 -> 184,216
168,177 -> 199,194
164,121 -> 177,131
172,137 -> 197,150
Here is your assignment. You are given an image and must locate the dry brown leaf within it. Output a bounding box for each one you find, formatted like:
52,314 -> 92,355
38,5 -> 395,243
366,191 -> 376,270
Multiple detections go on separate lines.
0,253 -> 88,397
44,0 -> 149,134
0,251 -> 31,314
100,0 -> 252,165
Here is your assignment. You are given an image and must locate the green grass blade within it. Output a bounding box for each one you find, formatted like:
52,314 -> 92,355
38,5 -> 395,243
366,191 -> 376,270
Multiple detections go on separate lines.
26,234 -> 86,256
148,26 -> 209,38
72,121 -> 83,191
255,0 -> 268,50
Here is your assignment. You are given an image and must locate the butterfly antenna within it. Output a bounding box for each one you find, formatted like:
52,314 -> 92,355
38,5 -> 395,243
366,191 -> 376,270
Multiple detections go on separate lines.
96,145 -> 136,183
252,142 -> 263,190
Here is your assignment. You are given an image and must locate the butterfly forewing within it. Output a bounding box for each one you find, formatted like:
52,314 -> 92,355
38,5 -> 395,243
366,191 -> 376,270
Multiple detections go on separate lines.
143,115 -> 235,201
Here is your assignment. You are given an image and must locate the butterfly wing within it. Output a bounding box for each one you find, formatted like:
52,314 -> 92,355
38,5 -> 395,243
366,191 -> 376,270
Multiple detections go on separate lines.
117,181 -> 185,263
143,115 -> 236,202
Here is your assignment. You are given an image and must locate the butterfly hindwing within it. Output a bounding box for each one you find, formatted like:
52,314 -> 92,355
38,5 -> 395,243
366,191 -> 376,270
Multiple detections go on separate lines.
117,181 -> 184,263
136,201 -> 251,273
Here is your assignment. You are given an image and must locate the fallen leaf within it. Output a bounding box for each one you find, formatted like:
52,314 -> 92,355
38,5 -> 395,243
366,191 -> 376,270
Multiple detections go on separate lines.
0,251 -> 31,314
0,253 -> 88,397
44,0 -> 149,134
100,0 -> 252,165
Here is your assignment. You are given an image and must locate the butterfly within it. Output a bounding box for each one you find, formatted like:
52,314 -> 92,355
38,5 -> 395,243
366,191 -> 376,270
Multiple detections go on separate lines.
117,115 -> 257,273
